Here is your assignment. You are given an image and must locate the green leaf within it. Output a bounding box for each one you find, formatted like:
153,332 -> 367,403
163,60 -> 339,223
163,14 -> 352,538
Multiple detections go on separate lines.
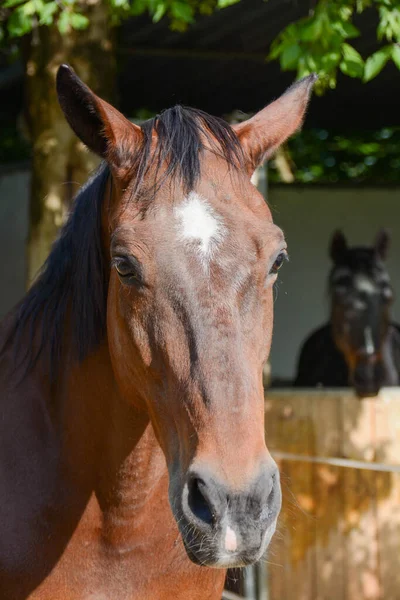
268,40 -> 285,60
364,46 -> 391,81
170,1 -> 194,22
7,6 -> 32,36
340,59 -> 363,78
378,6 -> 400,42
321,51 -> 341,70
217,0 -> 240,7
69,12 -> 89,29
57,10 -> 71,34
152,2 -> 167,22
342,42 -> 364,63
358,142 -> 380,155
340,42 -> 364,78
338,6 -> 353,21
3,0 -> 26,8
392,44 -> 400,69
297,57 -> 311,80
340,21 -> 360,39
330,18 -> 359,40
299,18 -> 323,42
280,43 -> 301,70
38,1 -> 58,25
305,53 -> 317,71
22,0 -> 42,16
130,0 -> 148,16
109,0 -> 129,7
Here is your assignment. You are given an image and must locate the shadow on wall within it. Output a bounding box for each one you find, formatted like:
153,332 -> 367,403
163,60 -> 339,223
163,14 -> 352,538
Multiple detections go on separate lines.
0,167 -> 29,319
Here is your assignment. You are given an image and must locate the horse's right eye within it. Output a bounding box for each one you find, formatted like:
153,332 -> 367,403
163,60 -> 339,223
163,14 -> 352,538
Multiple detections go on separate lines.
115,260 -> 134,277
334,276 -> 351,287
113,257 -> 143,286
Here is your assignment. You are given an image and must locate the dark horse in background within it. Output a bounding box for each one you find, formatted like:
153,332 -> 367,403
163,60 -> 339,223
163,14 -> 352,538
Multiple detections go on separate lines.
295,230 -> 400,397
0,65 -> 316,599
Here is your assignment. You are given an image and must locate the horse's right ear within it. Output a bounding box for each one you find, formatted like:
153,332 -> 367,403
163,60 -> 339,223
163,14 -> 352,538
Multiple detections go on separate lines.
330,230 -> 348,264
375,229 -> 390,260
56,64 -> 141,172
233,75 -> 316,173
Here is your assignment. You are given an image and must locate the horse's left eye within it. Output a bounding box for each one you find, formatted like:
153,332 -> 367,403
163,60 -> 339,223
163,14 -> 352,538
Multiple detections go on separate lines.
382,285 -> 393,301
270,251 -> 288,275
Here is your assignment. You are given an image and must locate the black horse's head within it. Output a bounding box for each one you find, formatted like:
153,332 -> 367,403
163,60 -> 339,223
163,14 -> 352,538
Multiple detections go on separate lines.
329,229 -> 394,397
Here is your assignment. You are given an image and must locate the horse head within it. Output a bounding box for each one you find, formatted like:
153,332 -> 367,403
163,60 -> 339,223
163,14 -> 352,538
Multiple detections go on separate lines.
329,229 -> 394,397
56,65 -> 315,567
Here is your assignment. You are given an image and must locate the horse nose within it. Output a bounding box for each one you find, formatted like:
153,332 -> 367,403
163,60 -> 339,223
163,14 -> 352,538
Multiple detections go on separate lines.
181,462 -> 281,553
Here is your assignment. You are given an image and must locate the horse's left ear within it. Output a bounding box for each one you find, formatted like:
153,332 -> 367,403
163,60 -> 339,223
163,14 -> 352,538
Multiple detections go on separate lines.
375,229 -> 390,260
233,75 -> 317,171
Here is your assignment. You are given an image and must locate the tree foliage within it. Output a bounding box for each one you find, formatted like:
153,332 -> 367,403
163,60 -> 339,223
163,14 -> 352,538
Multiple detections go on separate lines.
270,0 -> 400,94
0,0 -> 238,39
1,0 -> 400,88
1,0 -> 400,185
269,126 -> 400,183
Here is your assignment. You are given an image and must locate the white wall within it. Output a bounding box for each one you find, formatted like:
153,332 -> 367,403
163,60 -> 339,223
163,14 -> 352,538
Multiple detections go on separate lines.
268,186 -> 400,381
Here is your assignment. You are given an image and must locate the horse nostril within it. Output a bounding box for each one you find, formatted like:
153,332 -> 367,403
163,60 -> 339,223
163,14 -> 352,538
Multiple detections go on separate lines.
259,468 -> 281,521
188,477 -> 214,526
267,473 -> 275,503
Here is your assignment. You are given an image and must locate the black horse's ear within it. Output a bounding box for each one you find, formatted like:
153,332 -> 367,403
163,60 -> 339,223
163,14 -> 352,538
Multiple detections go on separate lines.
375,229 -> 390,260
56,64 -> 141,170
330,230 -> 348,264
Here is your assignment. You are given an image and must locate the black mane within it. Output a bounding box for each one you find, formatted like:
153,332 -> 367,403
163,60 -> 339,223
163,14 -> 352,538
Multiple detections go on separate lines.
8,106 -> 243,378
134,105 -> 244,199
12,163 -> 110,379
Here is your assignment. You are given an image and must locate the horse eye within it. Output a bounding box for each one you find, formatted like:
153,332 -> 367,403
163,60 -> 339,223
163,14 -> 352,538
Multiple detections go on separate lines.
270,251 -> 288,275
113,257 -> 142,285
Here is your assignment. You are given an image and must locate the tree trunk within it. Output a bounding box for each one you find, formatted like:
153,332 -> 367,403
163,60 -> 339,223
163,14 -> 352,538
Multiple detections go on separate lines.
24,0 -> 116,285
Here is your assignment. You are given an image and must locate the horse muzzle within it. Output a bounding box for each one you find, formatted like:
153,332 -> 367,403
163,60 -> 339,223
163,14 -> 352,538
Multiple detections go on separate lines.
352,356 -> 385,397
173,461 -> 281,568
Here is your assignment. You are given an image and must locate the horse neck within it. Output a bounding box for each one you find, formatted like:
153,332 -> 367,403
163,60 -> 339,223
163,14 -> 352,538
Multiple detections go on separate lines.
53,339 -> 168,525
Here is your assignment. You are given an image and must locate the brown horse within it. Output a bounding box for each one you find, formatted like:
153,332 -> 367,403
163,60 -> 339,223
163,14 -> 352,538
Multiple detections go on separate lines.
295,230 -> 400,396
0,65 -> 315,600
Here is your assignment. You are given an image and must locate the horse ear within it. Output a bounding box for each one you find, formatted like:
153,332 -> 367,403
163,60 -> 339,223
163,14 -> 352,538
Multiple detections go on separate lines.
56,64 -> 141,171
375,229 -> 390,260
233,75 -> 317,171
330,230 -> 348,264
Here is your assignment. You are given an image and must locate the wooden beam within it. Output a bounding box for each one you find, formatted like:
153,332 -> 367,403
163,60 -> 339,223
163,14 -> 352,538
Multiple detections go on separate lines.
118,47 -> 267,63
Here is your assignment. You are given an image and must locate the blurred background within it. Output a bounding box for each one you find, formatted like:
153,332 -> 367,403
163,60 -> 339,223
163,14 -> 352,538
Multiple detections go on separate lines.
1,1 -> 400,599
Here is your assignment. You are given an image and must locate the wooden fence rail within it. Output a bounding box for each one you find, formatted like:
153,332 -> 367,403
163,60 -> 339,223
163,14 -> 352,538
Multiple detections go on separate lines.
264,388 -> 400,600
